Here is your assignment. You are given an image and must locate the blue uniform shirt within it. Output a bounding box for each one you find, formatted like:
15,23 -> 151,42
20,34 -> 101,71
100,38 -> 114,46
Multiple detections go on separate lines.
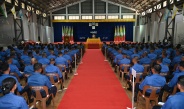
38,58 -> 50,65
119,58 -> 131,70
45,64 -> 62,78
130,63 -> 144,74
162,57 -> 171,65
0,74 -> 23,92
131,54 -> 140,59
148,53 -> 157,60
172,55 -> 182,66
12,58 -> 20,68
47,54 -> 56,60
28,72 -> 52,89
0,93 -> 28,109
114,54 -> 123,63
55,56 -> 68,68
139,57 -> 151,65
34,54 -> 42,61
139,74 -> 166,93
162,92 -> 184,109
24,65 -> 34,74
160,63 -> 169,73
9,64 -> 22,77
168,71 -> 184,87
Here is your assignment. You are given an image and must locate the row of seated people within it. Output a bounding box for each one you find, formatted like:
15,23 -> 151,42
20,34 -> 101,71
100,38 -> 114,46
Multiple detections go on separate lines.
0,43 -> 84,109
102,42 -> 184,109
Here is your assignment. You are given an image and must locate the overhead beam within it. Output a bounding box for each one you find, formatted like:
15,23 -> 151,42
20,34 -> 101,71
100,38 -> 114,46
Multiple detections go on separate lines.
101,0 -> 136,11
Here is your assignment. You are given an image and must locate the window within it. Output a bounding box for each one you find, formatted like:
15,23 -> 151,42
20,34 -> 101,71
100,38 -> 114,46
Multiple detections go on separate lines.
69,16 -> 79,20
5,0 -> 11,3
95,15 -> 105,19
163,1 -> 167,7
54,16 -> 65,20
123,15 -> 134,19
82,16 -> 92,19
108,15 -> 119,19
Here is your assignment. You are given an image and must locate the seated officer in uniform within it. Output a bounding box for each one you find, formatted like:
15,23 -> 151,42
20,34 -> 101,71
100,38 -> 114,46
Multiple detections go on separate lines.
0,63 -> 33,102
162,52 -> 171,66
134,64 -> 166,101
55,52 -> 68,72
139,52 -> 151,65
45,58 -> 63,82
28,63 -> 57,105
24,58 -> 37,75
118,53 -> 131,76
126,57 -> 144,90
47,50 -> 56,60
156,58 -> 169,74
6,57 -> 23,78
153,75 -> 184,109
159,61 -> 184,101
38,52 -> 50,65
148,48 -> 157,61
0,77 -> 29,109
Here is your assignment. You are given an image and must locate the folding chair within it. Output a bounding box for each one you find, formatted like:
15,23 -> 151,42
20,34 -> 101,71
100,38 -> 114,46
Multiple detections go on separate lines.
30,86 -> 55,109
137,85 -> 161,109
42,65 -> 47,74
162,85 -> 178,102
119,64 -> 130,81
57,64 -> 67,81
10,72 -> 20,82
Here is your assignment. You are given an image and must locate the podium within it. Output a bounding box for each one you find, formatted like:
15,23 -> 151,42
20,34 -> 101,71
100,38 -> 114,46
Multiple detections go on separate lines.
64,36 -> 70,43
86,37 -> 101,49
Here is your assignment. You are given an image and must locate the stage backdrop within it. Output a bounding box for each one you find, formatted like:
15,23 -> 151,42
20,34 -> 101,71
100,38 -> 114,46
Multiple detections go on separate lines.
53,22 -> 133,42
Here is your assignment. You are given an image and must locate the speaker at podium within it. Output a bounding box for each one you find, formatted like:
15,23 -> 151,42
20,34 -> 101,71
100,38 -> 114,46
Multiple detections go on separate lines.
64,36 -> 70,43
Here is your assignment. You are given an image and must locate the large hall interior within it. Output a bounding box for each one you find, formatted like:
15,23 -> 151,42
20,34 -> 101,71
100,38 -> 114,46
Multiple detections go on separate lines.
0,0 -> 184,109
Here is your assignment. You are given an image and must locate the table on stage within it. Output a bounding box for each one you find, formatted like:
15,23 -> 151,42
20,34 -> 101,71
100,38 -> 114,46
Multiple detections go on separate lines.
86,38 -> 101,49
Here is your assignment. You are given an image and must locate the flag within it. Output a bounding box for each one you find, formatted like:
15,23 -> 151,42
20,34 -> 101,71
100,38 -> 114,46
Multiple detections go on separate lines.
11,6 -> 16,19
0,2 -> 7,18
19,10 -> 23,19
117,26 -> 120,42
114,26 -> 117,42
70,26 -> 74,42
172,5 -> 178,19
65,26 -> 68,36
62,26 -> 64,42
164,8 -> 170,21
68,26 -> 71,37
123,25 -> 126,41
120,25 -> 123,42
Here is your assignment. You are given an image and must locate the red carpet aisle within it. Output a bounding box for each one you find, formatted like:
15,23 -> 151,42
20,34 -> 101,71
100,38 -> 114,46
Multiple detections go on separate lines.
58,49 -> 131,109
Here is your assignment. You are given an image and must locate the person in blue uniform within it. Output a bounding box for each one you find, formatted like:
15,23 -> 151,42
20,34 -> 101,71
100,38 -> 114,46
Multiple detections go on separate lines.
6,57 -> 23,77
28,63 -> 57,105
162,52 -> 171,66
10,53 -> 21,69
126,57 -> 144,90
159,61 -> 184,101
131,49 -> 140,59
153,75 -> 184,109
148,48 -> 157,61
24,58 -> 37,75
38,52 -> 50,65
118,53 -> 131,71
47,50 -> 56,60
171,49 -> 182,66
134,64 -> 166,101
113,49 -> 123,65
55,52 -> 68,71
34,50 -> 42,61
156,58 -> 169,74
45,58 -> 63,80
0,77 -> 29,109
139,52 -> 151,65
